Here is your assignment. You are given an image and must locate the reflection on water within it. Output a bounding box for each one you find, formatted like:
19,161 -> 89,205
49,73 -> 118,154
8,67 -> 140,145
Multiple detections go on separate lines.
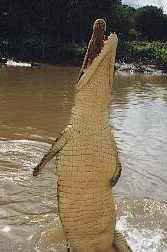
111,73 -> 167,201
117,198 -> 167,251
0,65 -> 167,251
0,65 -> 75,142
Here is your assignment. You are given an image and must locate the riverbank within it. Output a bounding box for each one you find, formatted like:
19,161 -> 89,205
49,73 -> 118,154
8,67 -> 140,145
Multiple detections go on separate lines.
1,40 -> 167,73
117,40 -> 167,73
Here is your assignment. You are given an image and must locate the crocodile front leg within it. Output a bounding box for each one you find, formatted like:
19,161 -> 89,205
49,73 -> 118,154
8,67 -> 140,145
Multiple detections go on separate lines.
111,156 -> 122,187
33,127 -> 72,176
110,132 -> 122,187
114,231 -> 132,252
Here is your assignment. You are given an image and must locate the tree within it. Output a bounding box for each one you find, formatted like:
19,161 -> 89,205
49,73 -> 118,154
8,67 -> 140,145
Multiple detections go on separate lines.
135,6 -> 165,41
112,4 -> 136,38
66,0 -> 122,43
0,0 -> 124,58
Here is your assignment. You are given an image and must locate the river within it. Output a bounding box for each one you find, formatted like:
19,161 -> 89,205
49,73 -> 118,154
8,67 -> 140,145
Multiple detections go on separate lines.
0,64 -> 167,252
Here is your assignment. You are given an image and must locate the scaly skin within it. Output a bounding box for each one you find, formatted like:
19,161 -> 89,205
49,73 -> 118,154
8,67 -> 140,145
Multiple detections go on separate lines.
33,34 -> 132,252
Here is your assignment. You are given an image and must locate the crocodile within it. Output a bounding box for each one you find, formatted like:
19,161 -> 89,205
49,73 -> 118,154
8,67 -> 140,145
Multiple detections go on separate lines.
33,19 -> 132,252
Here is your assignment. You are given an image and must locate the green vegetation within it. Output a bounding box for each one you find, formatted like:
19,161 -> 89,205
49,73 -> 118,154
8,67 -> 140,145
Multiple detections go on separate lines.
117,41 -> 167,67
0,0 -> 167,67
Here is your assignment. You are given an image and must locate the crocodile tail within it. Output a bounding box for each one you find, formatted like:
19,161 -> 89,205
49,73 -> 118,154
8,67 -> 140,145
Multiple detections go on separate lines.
114,231 -> 132,252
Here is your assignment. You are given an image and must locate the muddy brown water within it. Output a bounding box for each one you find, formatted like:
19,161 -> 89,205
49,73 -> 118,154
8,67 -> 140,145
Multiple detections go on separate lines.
0,65 -> 167,252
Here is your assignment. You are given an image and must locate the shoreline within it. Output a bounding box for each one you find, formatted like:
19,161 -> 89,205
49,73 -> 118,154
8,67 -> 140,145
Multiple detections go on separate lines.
2,56 -> 167,75
1,39 -> 167,74
115,61 -> 166,74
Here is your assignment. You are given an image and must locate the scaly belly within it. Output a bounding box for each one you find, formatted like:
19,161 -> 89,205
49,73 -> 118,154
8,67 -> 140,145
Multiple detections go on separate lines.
56,137 -> 117,180
58,178 -> 116,249
56,134 -> 117,249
